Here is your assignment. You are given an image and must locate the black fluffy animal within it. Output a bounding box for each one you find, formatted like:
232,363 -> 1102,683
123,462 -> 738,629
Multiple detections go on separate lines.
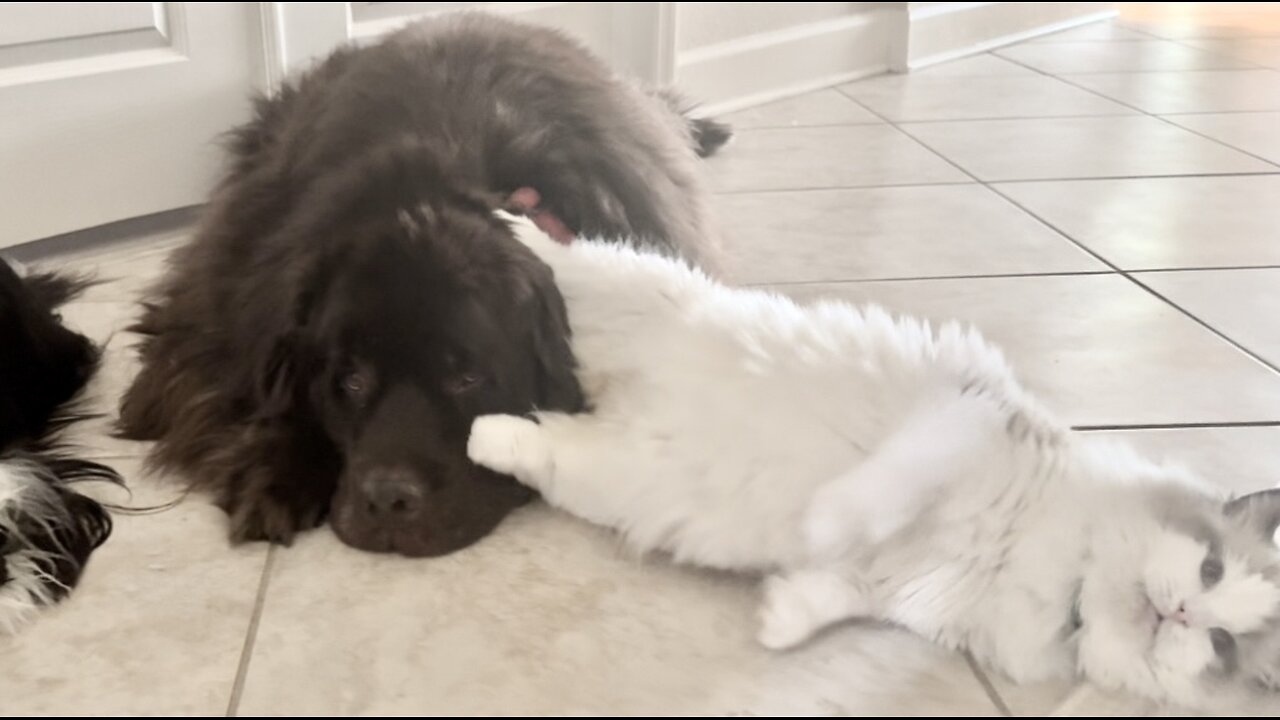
118,13 -> 730,557
1,259 -> 120,632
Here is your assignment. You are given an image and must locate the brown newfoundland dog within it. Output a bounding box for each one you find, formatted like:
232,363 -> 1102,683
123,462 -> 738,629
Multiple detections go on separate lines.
117,13 -> 729,556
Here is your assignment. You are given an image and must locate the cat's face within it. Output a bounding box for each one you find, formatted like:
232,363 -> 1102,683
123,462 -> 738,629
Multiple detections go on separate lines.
1079,487 -> 1280,707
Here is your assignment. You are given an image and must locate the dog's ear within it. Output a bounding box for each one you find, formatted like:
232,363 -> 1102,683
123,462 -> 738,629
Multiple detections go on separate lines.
518,257 -> 583,413
249,331 -> 302,419
237,258 -> 324,421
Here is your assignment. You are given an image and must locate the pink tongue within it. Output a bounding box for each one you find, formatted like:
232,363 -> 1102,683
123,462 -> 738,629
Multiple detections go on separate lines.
507,187 -> 575,245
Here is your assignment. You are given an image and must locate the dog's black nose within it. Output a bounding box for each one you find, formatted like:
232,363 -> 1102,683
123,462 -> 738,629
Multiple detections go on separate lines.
360,466 -> 425,518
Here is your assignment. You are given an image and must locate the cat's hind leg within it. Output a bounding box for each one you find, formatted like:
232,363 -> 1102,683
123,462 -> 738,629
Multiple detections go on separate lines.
804,392 -> 1007,560
757,567 -> 872,650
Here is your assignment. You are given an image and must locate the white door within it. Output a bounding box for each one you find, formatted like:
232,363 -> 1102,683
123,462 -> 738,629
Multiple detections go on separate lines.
0,3 -> 262,247
263,2 -> 674,92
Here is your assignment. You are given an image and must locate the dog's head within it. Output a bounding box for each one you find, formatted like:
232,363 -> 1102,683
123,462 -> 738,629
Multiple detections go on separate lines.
240,142 -> 583,556
0,261 -> 98,446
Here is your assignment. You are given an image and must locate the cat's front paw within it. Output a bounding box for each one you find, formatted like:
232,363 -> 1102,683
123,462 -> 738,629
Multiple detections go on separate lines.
467,414 -> 549,484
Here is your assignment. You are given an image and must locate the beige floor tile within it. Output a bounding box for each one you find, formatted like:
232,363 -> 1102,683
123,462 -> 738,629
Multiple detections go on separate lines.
842,73 -> 1134,122
995,175 -> 1280,269
236,508 -> 998,715
0,457 -> 265,715
903,115 -> 1273,181
996,39 -> 1256,72
909,53 -> 1039,77
1138,268 -> 1280,367
720,88 -> 881,129
1082,425 -> 1280,496
773,274 -> 1280,426
1119,3 -> 1280,40
706,125 -> 969,192
1183,37 -> 1280,68
1066,69 -> 1280,114
716,184 -> 1101,284
1164,111 -> 1280,164
1029,22 -> 1158,43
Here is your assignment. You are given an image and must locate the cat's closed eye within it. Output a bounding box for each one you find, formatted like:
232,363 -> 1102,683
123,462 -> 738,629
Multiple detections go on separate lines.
1200,553 -> 1224,588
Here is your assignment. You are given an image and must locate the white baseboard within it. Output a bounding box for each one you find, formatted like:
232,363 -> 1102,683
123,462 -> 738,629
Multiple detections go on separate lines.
694,66 -> 887,118
675,9 -> 895,110
907,3 -> 1118,69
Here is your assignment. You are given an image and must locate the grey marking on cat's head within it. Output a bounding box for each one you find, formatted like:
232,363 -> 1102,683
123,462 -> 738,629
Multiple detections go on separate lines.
1225,488 -> 1280,547
1214,488 -> 1280,693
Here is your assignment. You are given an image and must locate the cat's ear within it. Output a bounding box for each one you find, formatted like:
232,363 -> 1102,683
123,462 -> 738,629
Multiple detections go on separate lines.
1224,488 -> 1280,545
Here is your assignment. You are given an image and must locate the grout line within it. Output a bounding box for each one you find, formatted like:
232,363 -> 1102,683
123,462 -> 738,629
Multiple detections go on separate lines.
984,184 -> 1133,271
836,91 -> 990,187
758,263 -> 1280,285
878,111 -> 1130,274
751,270 -> 1113,287
226,546 -> 278,717
713,179 -> 978,195
877,112 -> 1140,125
988,181 -> 1280,378
964,651 -> 1013,716
842,61 -> 1280,385
1124,272 -> 1280,376
725,122 -> 887,130
997,51 -> 1280,171
1074,421 -> 1280,431
1018,64 -> 1274,74
1153,112 -> 1280,171
1100,21 -> 1166,41
1160,108 -> 1280,116
987,171 -> 1280,184
1130,264 -> 1280,274
1159,32 -> 1277,65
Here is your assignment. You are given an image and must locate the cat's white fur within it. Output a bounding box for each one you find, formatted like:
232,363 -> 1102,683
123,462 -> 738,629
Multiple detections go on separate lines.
468,212 -> 1280,708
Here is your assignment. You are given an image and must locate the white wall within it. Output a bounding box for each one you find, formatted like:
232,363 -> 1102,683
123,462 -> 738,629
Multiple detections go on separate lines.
671,2 -> 1116,114
903,2 -> 1117,69
674,2 -> 897,112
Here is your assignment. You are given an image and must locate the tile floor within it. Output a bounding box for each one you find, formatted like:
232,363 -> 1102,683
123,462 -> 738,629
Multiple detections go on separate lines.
5,5 -> 1280,716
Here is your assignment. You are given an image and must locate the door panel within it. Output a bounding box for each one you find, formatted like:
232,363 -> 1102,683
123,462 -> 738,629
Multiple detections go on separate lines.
0,3 -> 261,247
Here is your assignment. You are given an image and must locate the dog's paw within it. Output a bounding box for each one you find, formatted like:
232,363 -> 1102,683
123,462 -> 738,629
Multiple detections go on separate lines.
467,414 -> 548,482
229,494 -> 325,546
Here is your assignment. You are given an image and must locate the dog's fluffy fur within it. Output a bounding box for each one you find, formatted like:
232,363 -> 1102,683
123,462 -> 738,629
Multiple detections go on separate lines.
117,12 -> 729,556
0,259 -> 120,633
469,215 -> 1280,709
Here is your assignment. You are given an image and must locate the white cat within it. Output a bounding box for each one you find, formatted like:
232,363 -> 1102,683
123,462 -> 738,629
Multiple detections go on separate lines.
467,212 -> 1280,709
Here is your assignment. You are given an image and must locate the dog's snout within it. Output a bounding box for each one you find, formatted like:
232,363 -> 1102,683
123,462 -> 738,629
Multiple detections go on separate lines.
360,465 -> 427,518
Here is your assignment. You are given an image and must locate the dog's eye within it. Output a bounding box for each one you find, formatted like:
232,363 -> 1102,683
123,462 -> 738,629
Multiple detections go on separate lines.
444,372 -> 483,395
340,371 -> 369,398
1200,554 -> 1224,588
